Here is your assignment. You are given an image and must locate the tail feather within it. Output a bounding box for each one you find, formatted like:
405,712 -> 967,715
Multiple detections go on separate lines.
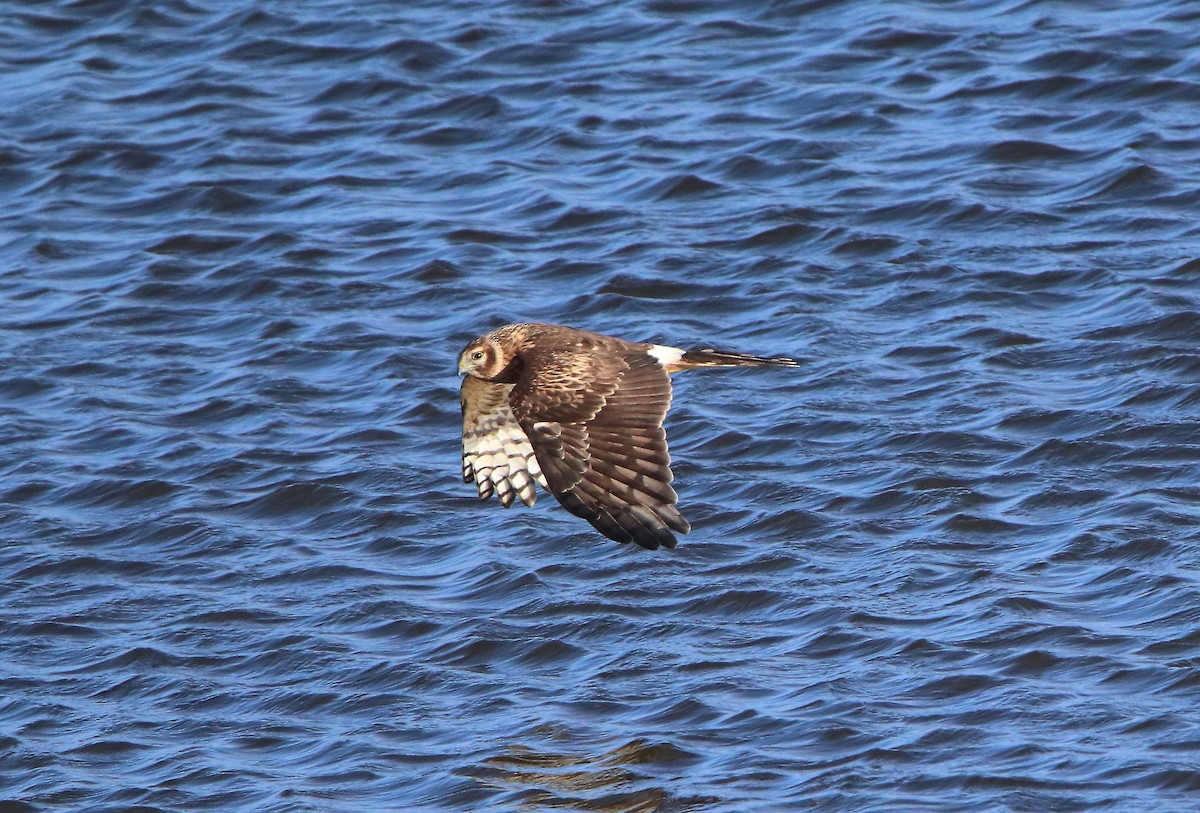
677,348 -> 800,369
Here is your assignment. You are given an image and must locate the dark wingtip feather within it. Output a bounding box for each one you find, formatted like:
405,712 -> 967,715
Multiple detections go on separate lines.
555,489 -> 682,551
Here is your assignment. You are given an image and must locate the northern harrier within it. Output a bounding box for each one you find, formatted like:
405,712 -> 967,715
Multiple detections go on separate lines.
458,322 -> 798,550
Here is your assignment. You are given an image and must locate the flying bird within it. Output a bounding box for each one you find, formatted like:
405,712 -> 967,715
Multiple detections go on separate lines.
458,322 -> 798,550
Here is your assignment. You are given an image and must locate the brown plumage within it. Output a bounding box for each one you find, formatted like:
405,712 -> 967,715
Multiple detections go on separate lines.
458,322 -> 798,550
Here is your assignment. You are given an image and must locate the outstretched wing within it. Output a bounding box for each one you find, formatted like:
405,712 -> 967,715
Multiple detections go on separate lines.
461,375 -> 546,508
509,346 -> 690,550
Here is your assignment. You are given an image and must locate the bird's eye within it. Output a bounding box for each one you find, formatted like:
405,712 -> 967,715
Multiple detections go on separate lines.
471,351 -> 484,360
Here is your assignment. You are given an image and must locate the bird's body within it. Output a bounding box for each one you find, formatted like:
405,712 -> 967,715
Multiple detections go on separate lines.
458,322 -> 797,550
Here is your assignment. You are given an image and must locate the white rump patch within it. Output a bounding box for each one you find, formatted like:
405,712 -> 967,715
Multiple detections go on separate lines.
646,344 -> 684,368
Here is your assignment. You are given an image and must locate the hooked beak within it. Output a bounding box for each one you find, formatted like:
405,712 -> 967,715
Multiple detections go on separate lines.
457,355 -> 469,377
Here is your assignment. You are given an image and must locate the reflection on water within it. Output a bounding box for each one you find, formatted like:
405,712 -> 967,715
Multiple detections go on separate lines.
466,738 -> 699,811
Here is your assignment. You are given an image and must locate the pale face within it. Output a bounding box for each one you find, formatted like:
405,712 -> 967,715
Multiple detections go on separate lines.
457,335 -> 507,380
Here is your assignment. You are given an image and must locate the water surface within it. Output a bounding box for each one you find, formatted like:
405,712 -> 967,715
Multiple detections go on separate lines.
2,1 -> 1200,811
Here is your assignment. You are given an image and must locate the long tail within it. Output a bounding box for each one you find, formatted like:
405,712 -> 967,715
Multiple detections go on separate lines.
675,347 -> 800,370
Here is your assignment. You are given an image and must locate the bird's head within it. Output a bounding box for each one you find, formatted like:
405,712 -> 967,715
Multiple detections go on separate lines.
458,332 -> 513,381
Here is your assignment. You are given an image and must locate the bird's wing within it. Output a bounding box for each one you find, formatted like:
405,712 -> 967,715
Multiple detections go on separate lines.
510,347 -> 689,550
461,374 -> 547,508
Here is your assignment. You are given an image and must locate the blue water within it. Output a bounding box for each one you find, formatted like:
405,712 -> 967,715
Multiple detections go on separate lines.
3,1 -> 1200,811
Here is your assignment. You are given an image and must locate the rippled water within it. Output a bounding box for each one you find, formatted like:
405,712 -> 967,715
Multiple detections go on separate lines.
3,1 -> 1200,810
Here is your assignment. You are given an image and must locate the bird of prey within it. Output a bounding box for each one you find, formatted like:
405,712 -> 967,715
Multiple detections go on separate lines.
458,322 -> 798,550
